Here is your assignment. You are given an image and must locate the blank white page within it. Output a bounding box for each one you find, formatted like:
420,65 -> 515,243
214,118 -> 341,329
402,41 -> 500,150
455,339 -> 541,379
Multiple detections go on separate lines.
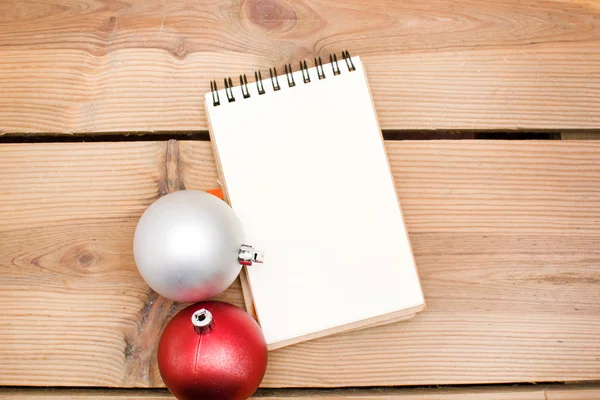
205,56 -> 425,349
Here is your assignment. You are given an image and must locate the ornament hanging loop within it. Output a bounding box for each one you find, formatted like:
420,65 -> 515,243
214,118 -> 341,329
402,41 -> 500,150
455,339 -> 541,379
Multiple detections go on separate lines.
238,244 -> 265,266
192,309 -> 214,335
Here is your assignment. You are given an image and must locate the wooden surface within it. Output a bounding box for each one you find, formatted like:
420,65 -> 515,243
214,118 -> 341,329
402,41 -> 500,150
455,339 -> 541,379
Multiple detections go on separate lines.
545,387 -> 600,400
0,140 -> 598,388
0,141 -> 244,387
2,385 -> 600,399
1,0 -> 600,133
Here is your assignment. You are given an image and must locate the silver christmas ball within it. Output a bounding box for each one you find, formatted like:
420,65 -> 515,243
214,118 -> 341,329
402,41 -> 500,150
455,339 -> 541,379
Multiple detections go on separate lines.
133,190 -> 245,302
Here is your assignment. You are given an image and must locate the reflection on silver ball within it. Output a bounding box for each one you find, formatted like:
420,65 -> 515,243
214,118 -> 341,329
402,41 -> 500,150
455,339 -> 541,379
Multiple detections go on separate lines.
134,190 -> 245,302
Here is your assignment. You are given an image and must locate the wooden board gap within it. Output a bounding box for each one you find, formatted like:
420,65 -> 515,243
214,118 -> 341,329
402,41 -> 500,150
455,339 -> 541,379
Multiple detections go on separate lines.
0,130 -> 570,143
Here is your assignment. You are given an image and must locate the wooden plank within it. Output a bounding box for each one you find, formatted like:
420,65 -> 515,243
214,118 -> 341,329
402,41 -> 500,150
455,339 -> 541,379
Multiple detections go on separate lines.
183,140 -> 600,387
1,140 -> 599,388
1,0 -> 599,134
0,389 -> 175,399
545,386 -> 600,400
5,385 -> 600,399
0,386 -> 553,399
0,390 -> 175,399
0,141 -> 244,388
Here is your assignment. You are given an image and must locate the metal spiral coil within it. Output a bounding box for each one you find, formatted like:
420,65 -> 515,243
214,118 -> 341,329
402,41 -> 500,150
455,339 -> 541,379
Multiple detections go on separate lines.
300,60 -> 311,83
239,74 -> 250,99
284,64 -> 296,87
342,50 -> 355,71
329,53 -> 341,75
210,51 -> 355,106
314,56 -> 325,80
223,77 -> 235,103
254,71 -> 265,95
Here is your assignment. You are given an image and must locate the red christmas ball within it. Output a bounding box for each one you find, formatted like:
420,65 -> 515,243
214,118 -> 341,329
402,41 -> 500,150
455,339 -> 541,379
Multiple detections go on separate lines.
158,301 -> 268,400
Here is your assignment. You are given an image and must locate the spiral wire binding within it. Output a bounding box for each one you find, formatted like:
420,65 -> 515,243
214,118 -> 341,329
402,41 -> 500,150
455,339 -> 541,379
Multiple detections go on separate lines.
224,77 -> 235,102
315,57 -> 325,80
210,51 -> 355,106
300,60 -> 311,83
330,53 -> 341,75
342,50 -> 356,71
239,74 -> 251,99
284,64 -> 296,87
210,80 -> 220,106
269,67 -> 281,91
254,71 -> 265,95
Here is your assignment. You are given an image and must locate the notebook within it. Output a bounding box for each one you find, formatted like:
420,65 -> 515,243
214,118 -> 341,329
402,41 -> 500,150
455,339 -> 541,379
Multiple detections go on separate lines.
205,52 -> 425,350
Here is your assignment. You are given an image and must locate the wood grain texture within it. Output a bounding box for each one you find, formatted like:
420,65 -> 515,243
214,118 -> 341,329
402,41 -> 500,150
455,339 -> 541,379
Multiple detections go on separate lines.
545,387 -> 600,399
1,0 -> 599,133
0,141 -> 243,387
181,140 -> 600,387
1,140 -> 599,388
0,386 -> 574,399
4,386 -> 600,399
0,389 -> 176,400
